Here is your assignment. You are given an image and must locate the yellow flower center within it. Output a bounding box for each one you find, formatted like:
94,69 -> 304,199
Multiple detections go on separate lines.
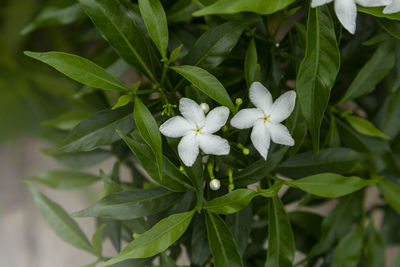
263,116 -> 270,122
195,127 -> 202,135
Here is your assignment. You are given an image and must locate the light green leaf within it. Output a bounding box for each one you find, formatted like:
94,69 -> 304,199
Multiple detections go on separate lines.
72,186 -> 184,220
170,65 -> 236,112
204,189 -> 257,215
379,178 -> 400,214
134,97 -> 163,180
138,0 -> 168,59
285,173 -> 379,198
92,224 -> 106,257
104,210 -> 195,265
345,115 -> 389,140
24,51 -> 128,92
48,105 -> 135,155
25,182 -> 93,253
265,197 -> 295,267
193,0 -> 295,16
296,6 -> 340,153
169,44 -> 183,63
205,211 -> 243,267
331,222 -> 364,267
30,170 -> 100,190
358,6 -> 400,21
41,111 -> 91,131
112,95 -> 131,110
79,0 -> 160,82
339,40 -> 396,103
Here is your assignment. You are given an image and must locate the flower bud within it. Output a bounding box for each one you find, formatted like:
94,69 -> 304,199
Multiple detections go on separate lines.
209,179 -> 221,191
235,98 -> 243,106
200,103 -> 210,113
242,148 -> 250,155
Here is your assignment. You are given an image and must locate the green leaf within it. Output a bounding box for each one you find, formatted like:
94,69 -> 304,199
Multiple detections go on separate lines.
112,95 -> 131,110
138,0 -> 168,59
204,189 -> 257,215
345,115 -> 390,140
170,65 -> 236,113
285,173 -> 379,198
265,197 -> 295,267
377,88 -> 400,138
169,44 -> 183,63
182,21 -> 245,71
72,186 -> 184,220
167,0 -> 196,23
117,130 -> 193,192
191,213 -> 210,265
193,0 -> 295,16
41,111 -> 91,131
79,0 -> 160,82
244,38 -> 260,88
104,210 -> 195,265
277,148 -> 366,178
379,178 -> 400,214
358,6 -> 400,21
365,223 -> 385,267
376,17 -> 400,39
226,205 -> 252,256
24,51 -> 129,92
134,97 -> 163,180
161,253 -> 177,267
339,40 -> 396,103
296,6 -> 340,154
21,2 -> 83,35
205,211 -> 243,267
331,222 -> 363,267
92,224 -> 106,257
48,105 -> 135,155
29,170 -> 100,190
25,182 -> 93,253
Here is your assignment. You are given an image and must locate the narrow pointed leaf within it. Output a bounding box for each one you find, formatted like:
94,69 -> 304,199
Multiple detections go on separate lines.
24,51 -> 129,92
72,186 -> 183,220
104,210 -> 195,265
345,115 -> 390,140
30,170 -> 100,190
296,6 -> 340,153
244,38 -> 260,87
170,65 -> 236,112
205,211 -> 243,267
379,178 -> 400,214
92,224 -> 106,257
204,189 -> 257,215
365,223 -> 385,267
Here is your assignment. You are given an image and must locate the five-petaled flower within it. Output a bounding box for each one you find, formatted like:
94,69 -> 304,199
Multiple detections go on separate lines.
230,82 -> 296,160
384,0 -> 400,14
160,98 -> 230,166
311,0 -> 390,34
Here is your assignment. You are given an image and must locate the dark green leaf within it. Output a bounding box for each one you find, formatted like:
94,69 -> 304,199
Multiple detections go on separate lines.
170,65 -> 236,112
331,222 -> 363,267
345,115 -> 389,140
92,224 -> 106,257
358,6 -> 400,21
161,253 -> 177,267
204,189 -> 257,215
244,38 -> 260,88
79,0 -> 160,82
277,148 -> 366,178
226,205 -> 252,256
379,178 -> 400,213
191,213 -> 210,266
296,5 -> 340,153
30,170 -> 100,190
376,17 -> 400,39
205,211 -> 243,267
265,197 -> 295,267
285,173 -> 379,198
365,223 -> 385,267
25,51 -> 129,92
104,210 -> 195,265
339,40 -> 396,103
138,0 -> 168,59
193,0 -> 295,16
48,105 -> 135,155
72,186 -> 184,220
42,111 -> 91,131
25,182 -> 93,253
134,97 -> 163,180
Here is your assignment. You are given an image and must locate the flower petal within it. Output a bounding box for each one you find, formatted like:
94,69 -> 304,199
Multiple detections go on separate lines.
250,120 -> 270,160
355,0 -> 391,7
267,122 -> 295,146
202,106 -> 230,134
160,116 -> 194,138
198,134 -> 230,155
383,0 -> 400,14
179,98 -> 205,127
334,0 -> 357,34
311,0 -> 333,8
178,132 -> 199,166
249,82 -> 273,114
230,108 -> 264,129
269,91 -> 296,123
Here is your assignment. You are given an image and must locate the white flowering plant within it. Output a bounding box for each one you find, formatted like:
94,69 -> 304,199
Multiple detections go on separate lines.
21,0 -> 400,266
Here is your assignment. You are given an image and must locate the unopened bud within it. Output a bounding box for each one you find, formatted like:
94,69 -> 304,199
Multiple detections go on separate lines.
209,179 -> 221,191
243,148 -> 250,155
235,98 -> 243,106
200,103 -> 210,114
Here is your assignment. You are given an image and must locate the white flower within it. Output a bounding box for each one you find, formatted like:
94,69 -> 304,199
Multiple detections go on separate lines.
160,98 -> 230,166
230,82 -> 296,160
384,0 -> 400,14
209,179 -> 221,191
312,0 -> 391,34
